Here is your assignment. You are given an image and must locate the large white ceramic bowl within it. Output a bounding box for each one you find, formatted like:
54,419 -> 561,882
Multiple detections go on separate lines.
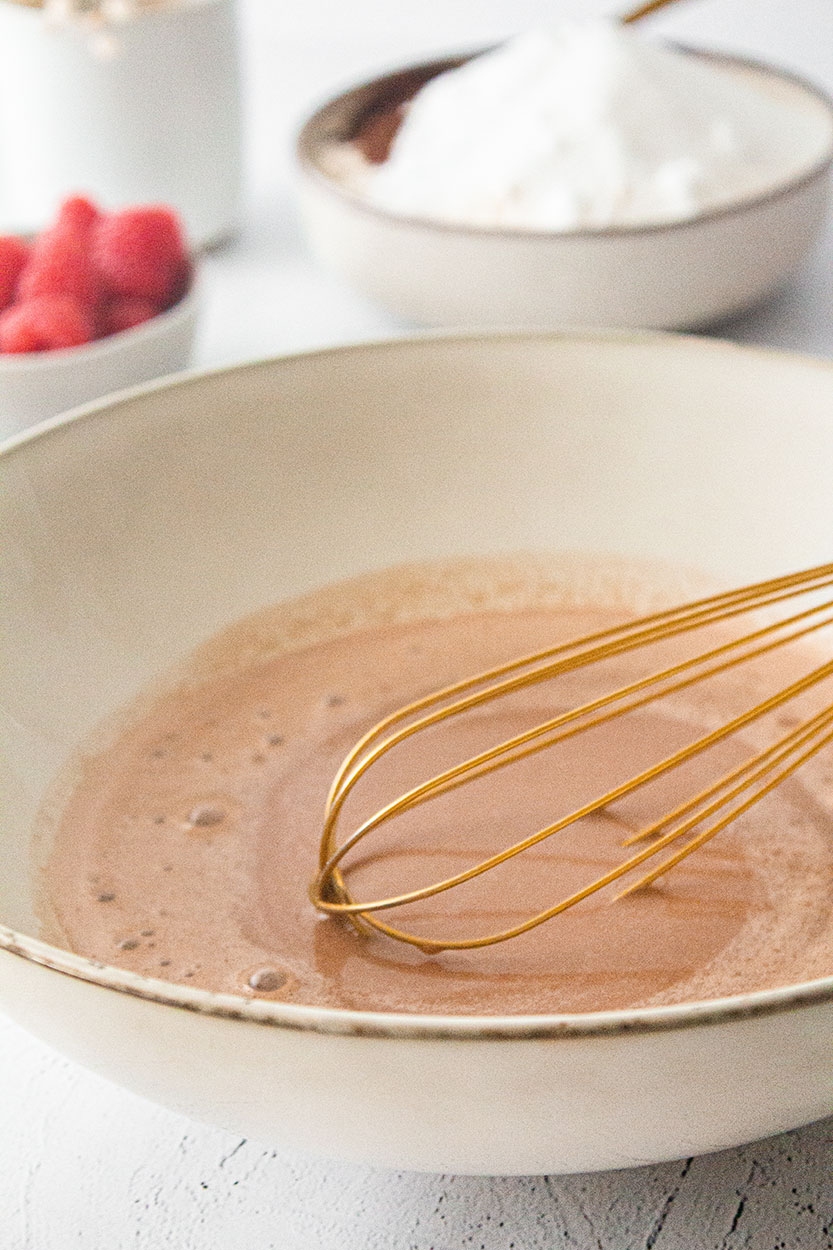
1,331 -> 833,1176
296,49 -> 833,330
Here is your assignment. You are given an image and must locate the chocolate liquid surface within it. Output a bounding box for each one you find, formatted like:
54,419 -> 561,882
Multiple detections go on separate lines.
39,554 -> 833,1014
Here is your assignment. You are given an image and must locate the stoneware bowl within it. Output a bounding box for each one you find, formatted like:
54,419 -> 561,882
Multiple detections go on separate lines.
1,330 -> 833,1176
0,272 -> 199,442
296,49 -> 833,330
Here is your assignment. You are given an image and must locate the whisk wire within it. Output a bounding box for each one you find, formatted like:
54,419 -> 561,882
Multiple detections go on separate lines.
617,710 -> 833,896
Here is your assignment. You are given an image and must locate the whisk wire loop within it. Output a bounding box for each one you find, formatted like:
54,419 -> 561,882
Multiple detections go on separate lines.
312,562 -> 833,951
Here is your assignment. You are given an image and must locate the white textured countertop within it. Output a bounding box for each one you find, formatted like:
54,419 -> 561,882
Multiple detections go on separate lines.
3,0 -> 833,1245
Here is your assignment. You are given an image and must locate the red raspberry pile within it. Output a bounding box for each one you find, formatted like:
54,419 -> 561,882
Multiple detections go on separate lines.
0,195 -> 189,354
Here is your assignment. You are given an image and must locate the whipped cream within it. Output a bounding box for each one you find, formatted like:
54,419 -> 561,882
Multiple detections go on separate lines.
343,21 -> 807,230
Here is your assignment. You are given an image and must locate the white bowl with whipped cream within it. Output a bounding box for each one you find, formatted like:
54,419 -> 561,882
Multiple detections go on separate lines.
296,23 -> 833,330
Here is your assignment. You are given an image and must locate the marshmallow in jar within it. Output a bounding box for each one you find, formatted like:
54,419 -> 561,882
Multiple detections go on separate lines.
0,0 -> 241,247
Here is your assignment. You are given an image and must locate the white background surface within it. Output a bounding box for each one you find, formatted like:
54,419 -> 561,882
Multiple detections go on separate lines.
3,0 -> 833,1246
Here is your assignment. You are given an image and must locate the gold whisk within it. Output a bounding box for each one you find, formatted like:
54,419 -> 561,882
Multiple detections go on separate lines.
310,562 -> 833,952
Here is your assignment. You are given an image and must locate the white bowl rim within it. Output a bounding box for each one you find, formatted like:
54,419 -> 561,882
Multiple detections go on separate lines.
0,267 -> 199,374
296,43 -> 833,242
3,325 -> 833,1042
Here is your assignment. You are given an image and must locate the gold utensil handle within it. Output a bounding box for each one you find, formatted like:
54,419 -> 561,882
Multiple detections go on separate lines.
622,0 -> 691,23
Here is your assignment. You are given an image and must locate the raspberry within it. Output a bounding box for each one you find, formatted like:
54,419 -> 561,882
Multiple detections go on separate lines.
18,224 -> 102,307
56,194 -> 101,235
99,296 -> 158,337
0,307 -> 39,353
0,235 -> 30,309
94,206 -> 187,304
0,294 -> 94,353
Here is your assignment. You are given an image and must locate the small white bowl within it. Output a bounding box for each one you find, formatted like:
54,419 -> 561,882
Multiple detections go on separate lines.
0,272 -> 200,441
296,48 -> 833,331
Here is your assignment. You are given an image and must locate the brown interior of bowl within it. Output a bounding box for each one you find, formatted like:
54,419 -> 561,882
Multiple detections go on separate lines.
299,56 -> 470,168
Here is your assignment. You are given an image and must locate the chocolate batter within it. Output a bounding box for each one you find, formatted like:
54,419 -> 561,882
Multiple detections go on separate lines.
39,554 -> 833,1013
